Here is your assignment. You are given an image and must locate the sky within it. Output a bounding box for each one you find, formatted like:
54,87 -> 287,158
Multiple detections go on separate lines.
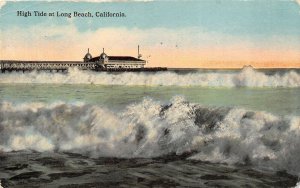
0,0 -> 299,68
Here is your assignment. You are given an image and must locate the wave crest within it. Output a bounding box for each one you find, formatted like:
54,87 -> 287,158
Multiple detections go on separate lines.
0,67 -> 299,87
1,97 -> 300,175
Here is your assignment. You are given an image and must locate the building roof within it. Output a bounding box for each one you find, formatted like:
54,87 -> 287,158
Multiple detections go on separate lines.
84,48 -> 92,60
89,56 -> 145,62
84,52 -> 92,60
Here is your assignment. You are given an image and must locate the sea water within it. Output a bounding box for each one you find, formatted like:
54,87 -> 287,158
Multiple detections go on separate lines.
0,67 -> 299,187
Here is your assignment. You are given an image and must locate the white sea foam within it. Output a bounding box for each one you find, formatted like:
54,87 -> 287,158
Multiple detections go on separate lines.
0,96 -> 300,176
0,66 -> 299,87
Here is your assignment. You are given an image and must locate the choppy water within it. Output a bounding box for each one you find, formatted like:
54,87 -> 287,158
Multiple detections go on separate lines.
0,66 -> 299,87
0,67 -> 299,187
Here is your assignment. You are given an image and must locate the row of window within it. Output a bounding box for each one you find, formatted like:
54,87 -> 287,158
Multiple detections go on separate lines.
106,65 -> 144,68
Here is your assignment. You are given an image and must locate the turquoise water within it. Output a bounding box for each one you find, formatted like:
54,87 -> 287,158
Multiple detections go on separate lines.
0,69 -> 300,187
1,84 -> 299,116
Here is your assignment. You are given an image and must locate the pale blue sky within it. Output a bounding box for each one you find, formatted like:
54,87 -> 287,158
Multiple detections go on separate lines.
1,1 -> 299,37
0,1 -> 299,67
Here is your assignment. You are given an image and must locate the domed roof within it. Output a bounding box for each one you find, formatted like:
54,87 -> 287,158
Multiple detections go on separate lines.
84,52 -> 92,59
99,48 -> 108,59
83,48 -> 92,61
100,52 -> 107,59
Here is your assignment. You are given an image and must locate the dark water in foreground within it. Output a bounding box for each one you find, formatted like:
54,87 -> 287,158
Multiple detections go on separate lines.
0,151 -> 298,188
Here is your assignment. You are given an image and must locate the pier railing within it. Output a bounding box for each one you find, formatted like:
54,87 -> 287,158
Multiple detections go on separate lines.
0,60 -> 97,72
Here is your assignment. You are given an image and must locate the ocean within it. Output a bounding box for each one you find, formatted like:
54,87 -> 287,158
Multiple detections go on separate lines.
0,67 -> 299,187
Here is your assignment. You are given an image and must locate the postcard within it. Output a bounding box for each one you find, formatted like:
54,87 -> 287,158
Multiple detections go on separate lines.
0,0 -> 299,187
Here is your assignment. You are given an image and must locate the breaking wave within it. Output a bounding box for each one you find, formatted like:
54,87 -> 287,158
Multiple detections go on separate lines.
0,66 -> 299,87
1,96 -> 300,176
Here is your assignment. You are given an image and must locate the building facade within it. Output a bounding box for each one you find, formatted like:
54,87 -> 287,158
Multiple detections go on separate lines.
84,48 -> 146,69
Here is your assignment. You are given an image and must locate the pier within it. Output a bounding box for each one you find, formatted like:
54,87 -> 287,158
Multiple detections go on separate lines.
105,67 -> 167,72
0,60 -> 167,73
0,47 -> 167,73
0,60 -> 97,73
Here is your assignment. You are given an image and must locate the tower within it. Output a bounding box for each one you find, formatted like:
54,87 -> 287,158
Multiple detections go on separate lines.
83,48 -> 92,62
138,45 -> 142,59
